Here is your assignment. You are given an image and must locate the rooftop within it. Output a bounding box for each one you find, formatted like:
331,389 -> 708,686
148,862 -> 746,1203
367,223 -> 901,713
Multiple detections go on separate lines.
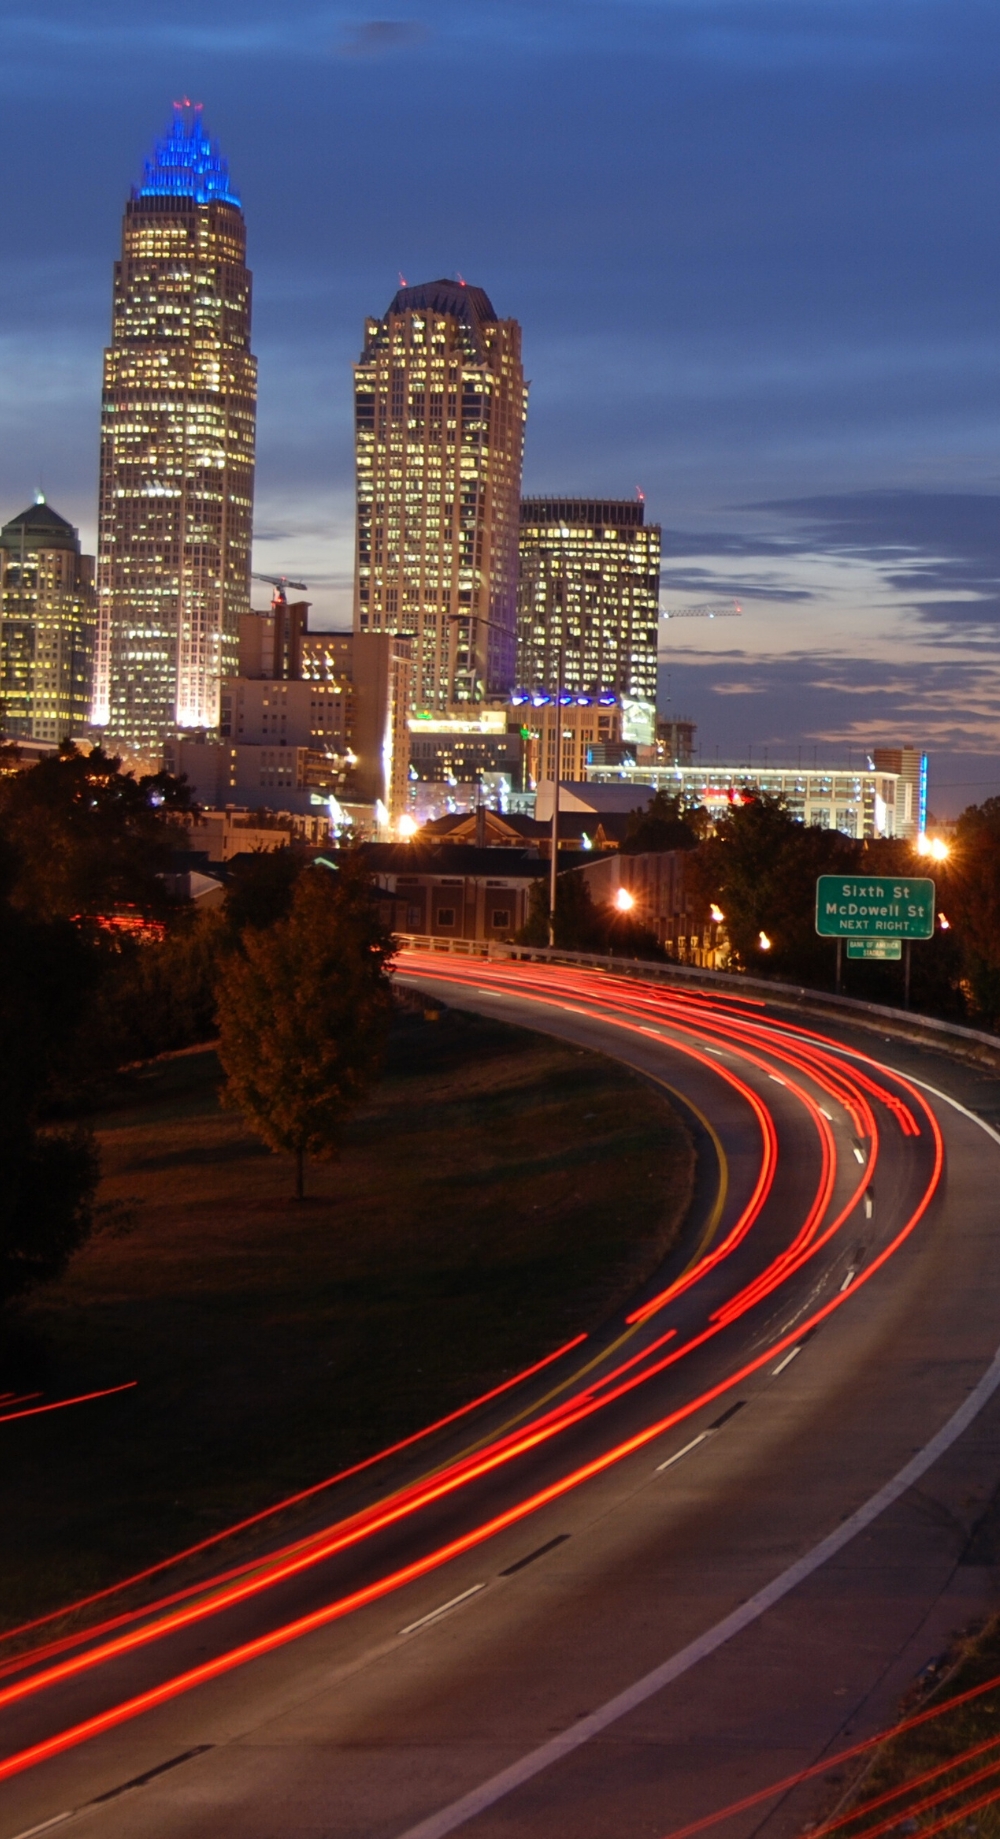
386,278 -> 498,327
0,497 -> 80,554
135,105 -> 241,209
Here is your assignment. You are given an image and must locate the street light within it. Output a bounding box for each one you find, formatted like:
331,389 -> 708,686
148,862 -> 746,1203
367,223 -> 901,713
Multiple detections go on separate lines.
615,886 -> 635,912
916,834 -> 950,861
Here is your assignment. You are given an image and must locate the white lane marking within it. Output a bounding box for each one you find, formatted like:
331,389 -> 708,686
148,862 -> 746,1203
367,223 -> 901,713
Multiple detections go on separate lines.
768,1074 -> 786,1085
476,988 -> 497,995
394,1330 -> 1000,1839
840,1268 -> 857,1292
771,1345 -> 801,1376
9,1818 -> 74,1838
852,1145 -> 866,1163
639,1027 -> 665,1038
399,1584 -> 485,1636
655,1432 -> 710,1472
819,1107 -> 834,1121
561,1005 -> 591,1015
865,1191 -> 875,1219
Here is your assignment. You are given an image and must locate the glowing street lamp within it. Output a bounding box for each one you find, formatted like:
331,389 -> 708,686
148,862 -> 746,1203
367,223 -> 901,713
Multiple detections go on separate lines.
916,834 -> 950,861
397,813 -> 418,840
710,904 -> 725,924
758,930 -> 772,951
615,886 -> 636,913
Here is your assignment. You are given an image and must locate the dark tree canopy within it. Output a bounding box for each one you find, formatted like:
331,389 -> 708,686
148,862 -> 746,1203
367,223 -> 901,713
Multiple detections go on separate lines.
222,847 -> 305,939
215,858 -> 395,1196
687,793 -> 855,977
621,790 -> 704,855
0,742 -> 194,924
519,869 -> 663,958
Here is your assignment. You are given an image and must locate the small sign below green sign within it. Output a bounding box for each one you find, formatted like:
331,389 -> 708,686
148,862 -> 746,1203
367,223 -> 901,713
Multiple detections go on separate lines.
815,875 -> 935,940
846,938 -> 903,961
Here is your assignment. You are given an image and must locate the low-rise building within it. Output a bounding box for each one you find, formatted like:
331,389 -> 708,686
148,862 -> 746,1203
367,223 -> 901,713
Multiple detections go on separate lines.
568,849 -> 712,962
358,843 -> 543,941
584,762 -> 906,839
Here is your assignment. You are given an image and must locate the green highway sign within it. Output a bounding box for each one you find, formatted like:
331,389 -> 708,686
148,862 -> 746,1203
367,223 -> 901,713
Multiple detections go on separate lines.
846,938 -> 903,961
815,875 -> 935,940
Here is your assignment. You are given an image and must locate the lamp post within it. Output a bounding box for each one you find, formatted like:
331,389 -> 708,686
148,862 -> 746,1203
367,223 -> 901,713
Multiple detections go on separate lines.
547,635 -> 567,949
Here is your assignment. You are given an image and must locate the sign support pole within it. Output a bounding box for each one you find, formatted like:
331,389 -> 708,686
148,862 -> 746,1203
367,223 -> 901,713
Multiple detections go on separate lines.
904,940 -> 911,1009
835,938 -> 842,996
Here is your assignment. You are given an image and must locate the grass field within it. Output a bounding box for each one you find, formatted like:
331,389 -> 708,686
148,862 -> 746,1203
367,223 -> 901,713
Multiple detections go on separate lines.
826,1608 -> 1000,1839
0,1004 -> 694,1633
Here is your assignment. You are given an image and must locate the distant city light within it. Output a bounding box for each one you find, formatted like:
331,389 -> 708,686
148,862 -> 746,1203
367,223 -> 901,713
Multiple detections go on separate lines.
758,930 -> 772,950
397,813 -> 418,839
615,886 -> 635,912
710,904 -> 725,924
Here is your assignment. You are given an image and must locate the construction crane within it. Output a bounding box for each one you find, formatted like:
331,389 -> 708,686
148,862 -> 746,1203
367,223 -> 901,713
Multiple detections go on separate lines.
251,572 -> 308,610
661,599 -> 743,620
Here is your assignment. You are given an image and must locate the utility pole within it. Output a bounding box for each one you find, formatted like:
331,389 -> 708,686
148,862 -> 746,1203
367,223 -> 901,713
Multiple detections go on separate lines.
548,630 -> 566,949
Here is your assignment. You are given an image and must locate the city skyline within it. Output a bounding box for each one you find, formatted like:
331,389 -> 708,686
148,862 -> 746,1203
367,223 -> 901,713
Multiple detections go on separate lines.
2,2 -> 999,809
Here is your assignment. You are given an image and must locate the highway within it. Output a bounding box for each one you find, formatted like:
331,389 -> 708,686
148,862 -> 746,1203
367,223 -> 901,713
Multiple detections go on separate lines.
3,954 -> 1000,1839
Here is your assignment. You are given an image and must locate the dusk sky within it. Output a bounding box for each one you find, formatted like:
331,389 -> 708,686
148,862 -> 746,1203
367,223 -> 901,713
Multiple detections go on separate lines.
3,0 -> 999,815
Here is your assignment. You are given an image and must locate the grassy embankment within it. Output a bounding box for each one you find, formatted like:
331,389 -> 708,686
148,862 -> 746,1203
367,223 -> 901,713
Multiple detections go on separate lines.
0,1005 -> 694,1634
827,1608 -> 1000,1839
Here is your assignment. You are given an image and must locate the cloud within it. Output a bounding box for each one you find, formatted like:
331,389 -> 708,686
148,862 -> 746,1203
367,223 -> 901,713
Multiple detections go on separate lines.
337,20 -> 429,56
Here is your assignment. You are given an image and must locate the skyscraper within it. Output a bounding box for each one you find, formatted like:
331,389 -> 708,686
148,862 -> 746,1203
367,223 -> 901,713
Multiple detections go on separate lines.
0,498 -> 96,741
516,498 -> 661,710
94,105 -> 256,765
353,280 -> 527,711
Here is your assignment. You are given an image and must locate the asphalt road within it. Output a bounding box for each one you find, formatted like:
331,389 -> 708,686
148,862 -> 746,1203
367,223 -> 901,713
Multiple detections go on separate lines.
3,958 -> 1000,1839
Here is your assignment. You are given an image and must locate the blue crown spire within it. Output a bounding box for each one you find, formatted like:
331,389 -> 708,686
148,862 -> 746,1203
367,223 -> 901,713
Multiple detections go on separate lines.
136,102 -> 241,208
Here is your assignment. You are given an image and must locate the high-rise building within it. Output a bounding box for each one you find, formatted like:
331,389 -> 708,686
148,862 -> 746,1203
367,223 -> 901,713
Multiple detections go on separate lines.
93,105 -> 256,766
353,279 -> 527,712
0,498 -> 96,742
873,746 -> 928,841
516,498 -> 661,710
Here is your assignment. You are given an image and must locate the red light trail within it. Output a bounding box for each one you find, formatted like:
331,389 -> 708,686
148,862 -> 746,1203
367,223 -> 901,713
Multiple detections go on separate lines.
0,960 -> 945,1794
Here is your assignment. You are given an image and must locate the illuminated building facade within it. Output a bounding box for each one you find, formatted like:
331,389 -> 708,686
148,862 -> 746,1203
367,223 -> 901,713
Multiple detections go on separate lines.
873,747 -> 928,841
94,106 -> 256,764
516,500 -> 661,718
585,762 -> 904,839
353,280 -> 527,711
0,499 -> 95,741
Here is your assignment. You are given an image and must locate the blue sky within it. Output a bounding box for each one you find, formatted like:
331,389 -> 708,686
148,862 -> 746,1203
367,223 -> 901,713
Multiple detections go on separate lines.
3,0 -> 999,814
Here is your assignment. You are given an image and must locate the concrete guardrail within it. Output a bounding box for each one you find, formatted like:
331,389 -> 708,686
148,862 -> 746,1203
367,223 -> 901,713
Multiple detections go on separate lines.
394,933 -> 1000,1073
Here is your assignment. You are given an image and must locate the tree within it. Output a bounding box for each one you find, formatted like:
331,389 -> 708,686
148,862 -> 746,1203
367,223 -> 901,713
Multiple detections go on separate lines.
223,847 -> 304,939
520,870 -> 608,951
687,793 -> 855,979
941,800 -> 1000,1026
0,1119 -> 100,1307
0,847 -> 101,1304
519,868 -> 664,958
215,859 -> 394,1197
621,790 -> 704,855
0,742 -> 194,924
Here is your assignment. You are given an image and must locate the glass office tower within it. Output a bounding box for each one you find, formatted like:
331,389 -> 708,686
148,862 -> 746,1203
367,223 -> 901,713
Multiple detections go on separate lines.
94,106 -> 256,763
353,279 -> 527,711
